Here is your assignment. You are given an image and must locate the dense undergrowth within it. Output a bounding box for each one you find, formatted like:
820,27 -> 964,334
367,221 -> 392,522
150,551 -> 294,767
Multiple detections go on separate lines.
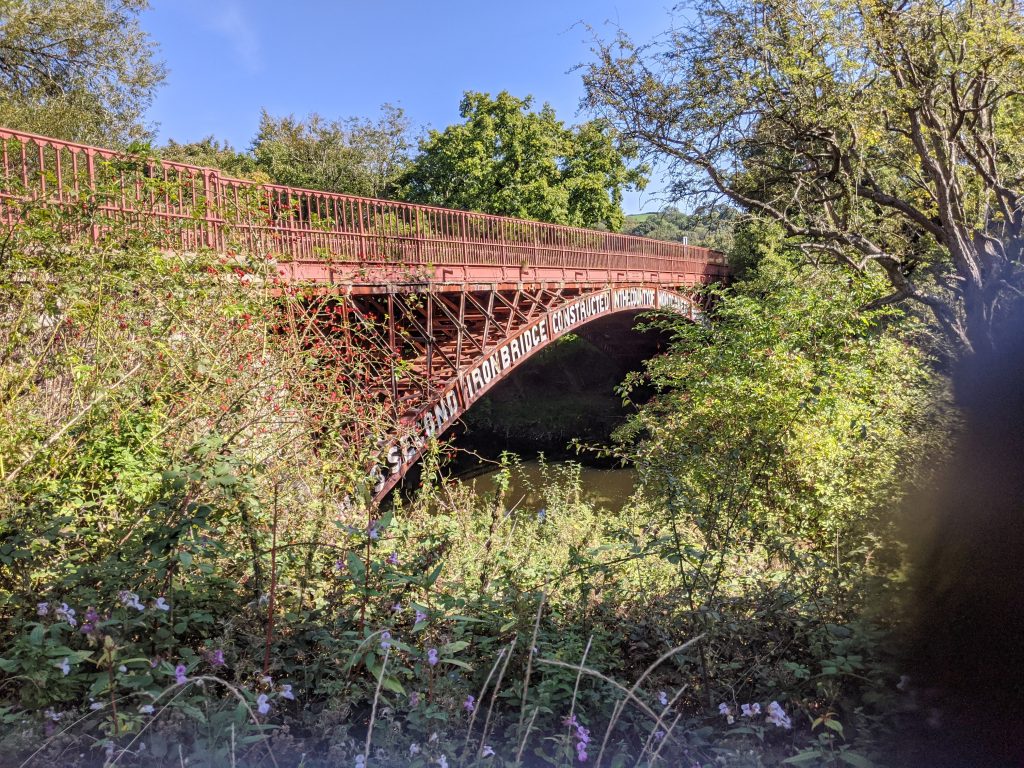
0,170 -> 950,767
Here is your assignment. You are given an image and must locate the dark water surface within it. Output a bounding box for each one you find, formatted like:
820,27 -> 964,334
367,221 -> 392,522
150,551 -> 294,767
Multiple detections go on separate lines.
458,459 -> 637,512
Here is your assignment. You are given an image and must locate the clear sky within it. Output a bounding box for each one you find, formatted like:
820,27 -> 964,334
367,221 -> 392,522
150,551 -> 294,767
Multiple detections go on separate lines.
140,0 -> 682,214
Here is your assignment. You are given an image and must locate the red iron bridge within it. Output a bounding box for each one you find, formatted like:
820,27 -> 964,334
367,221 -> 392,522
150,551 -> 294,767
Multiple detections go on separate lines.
0,127 -> 730,503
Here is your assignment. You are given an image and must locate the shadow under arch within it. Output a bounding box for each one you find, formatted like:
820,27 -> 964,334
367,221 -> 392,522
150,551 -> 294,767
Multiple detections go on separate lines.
370,286 -> 703,503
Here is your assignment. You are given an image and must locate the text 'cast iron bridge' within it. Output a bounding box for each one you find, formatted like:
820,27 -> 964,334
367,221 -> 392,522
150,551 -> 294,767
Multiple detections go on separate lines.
0,127 -> 730,503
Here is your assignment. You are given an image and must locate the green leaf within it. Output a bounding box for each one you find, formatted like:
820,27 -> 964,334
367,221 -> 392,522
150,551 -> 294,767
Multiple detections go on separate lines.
783,751 -> 825,765
839,751 -> 875,768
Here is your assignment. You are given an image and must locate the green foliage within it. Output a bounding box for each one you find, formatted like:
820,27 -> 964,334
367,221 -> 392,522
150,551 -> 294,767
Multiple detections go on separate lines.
401,91 -> 646,230
0,0 -> 165,144
0,144 -> 948,766
584,0 -> 1024,352
160,136 -> 261,179
251,104 -> 412,197
625,204 -> 738,251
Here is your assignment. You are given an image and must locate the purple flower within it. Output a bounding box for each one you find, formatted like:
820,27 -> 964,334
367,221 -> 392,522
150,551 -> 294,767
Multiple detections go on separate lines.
367,521 -> 379,540
463,695 -> 475,712
482,745 -> 495,757
80,607 -> 100,635
174,664 -> 187,685
207,649 -> 225,668
380,630 -> 392,650
57,657 -> 70,676
653,729 -> 665,742
152,596 -> 170,611
391,602 -> 402,613
415,609 -> 428,624
256,693 -> 270,715
427,647 -> 439,666
741,702 -> 761,718
409,691 -> 420,708
657,690 -> 668,707
279,684 -> 294,701
139,704 -> 155,714
387,552 -> 399,565
334,559 -> 346,573
537,507 -> 546,522
37,602 -> 49,616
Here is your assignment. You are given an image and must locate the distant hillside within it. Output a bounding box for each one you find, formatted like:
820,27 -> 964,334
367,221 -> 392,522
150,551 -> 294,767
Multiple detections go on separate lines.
624,205 -> 738,252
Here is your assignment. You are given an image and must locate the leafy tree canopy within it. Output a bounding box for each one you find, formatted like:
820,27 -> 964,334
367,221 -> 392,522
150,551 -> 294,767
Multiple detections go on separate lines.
0,0 -> 164,144
625,204 -> 738,251
160,136 -> 260,180
401,91 -> 647,230
251,104 -> 412,197
584,0 -> 1024,353
617,228 -> 943,587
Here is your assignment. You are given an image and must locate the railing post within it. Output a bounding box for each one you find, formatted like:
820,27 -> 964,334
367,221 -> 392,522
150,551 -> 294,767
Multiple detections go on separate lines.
202,169 -> 220,250
357,199 -> 366,261
86,148 -> 99,244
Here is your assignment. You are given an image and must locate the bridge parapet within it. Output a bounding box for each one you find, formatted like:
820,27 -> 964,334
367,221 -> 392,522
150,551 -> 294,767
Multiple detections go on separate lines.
0,127 -> 728,284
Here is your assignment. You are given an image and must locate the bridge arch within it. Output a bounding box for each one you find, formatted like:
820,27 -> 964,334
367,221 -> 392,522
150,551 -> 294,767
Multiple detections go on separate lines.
369,284 -> 703,502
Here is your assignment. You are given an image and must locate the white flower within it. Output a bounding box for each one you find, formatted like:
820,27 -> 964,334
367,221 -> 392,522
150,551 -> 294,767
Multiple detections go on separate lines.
657,690 -> 669,707
256,693 -> 270,715
437,756 -> 449,768
139,704 -> 155,714
152,597 -> 170,611
55,603 -> 77,626
482,745 -> 495,757
354,756 -> 365,768
429,731 -> 438,743
766,700 -> 792,729
118,591 -> 144,612
90,702 -> 104,711
58,657 -> 71,676
118,665 -> 127,673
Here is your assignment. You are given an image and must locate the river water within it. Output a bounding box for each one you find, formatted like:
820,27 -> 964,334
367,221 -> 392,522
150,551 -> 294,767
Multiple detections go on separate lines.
457,459 -> 638,512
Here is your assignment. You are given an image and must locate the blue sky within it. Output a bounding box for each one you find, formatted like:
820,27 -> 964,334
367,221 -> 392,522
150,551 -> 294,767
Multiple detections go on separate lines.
141,1 -> 682,213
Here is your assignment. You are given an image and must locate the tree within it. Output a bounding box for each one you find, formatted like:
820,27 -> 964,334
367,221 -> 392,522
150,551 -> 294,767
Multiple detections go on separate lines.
161,136 -> 259,179
400,91 -> 646,230
251,104 -> 411,197
616,240 -> 939,609
0,0 -> 164,145
625,204 -> 738,251
584,0 -> 1024,353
